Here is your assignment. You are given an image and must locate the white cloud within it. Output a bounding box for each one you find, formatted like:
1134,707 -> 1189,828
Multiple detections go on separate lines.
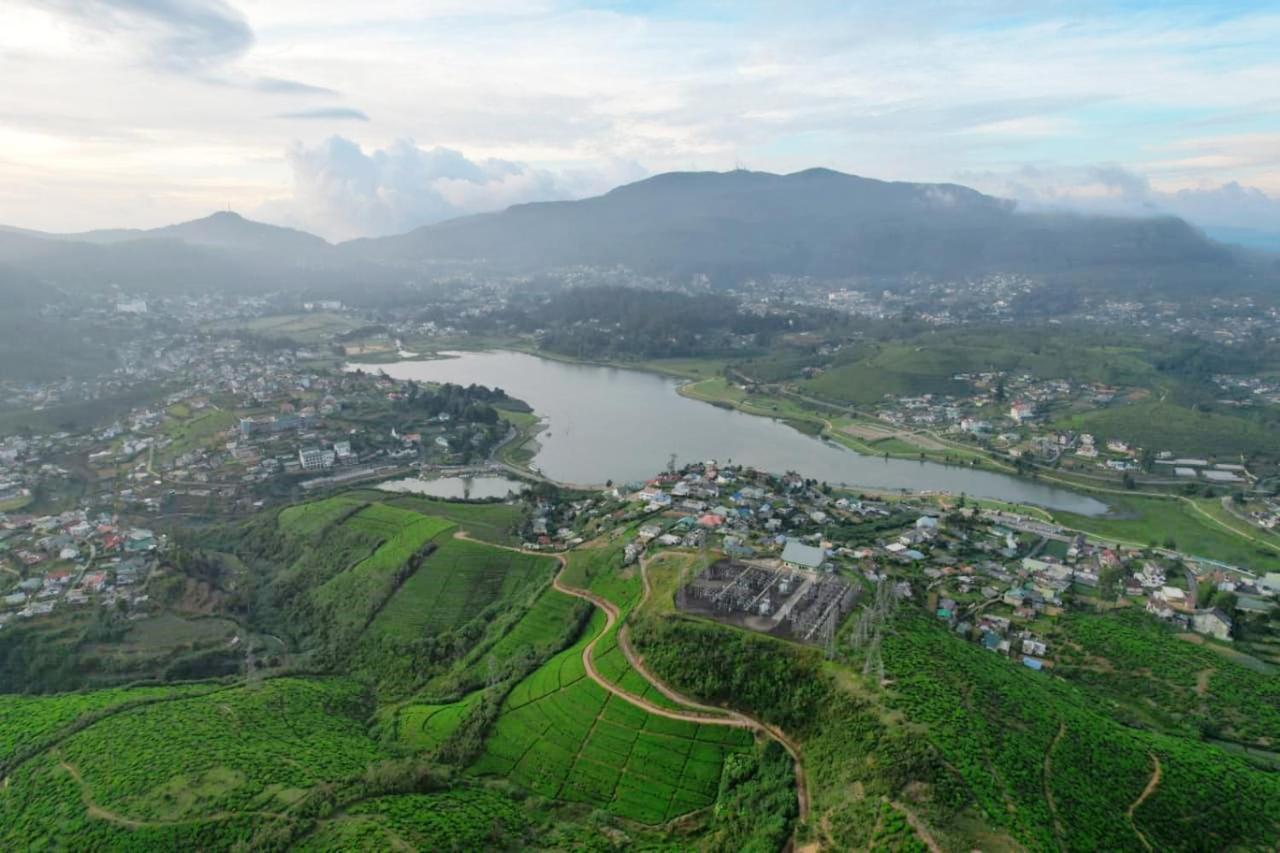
262,136 -> 645,241
961,163 -> 1280,242
4,2 -> 1280,233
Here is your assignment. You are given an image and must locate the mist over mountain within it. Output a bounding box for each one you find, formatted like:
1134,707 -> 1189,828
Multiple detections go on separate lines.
343,169 -> 1236,286
0,168 -> 1268,298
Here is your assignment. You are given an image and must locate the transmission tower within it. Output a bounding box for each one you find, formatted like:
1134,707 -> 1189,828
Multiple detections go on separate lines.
244,638 -> 261,690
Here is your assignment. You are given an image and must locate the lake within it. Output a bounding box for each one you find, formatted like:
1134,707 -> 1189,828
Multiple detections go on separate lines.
353,350 -> 1108,515
377,475 -> 527,500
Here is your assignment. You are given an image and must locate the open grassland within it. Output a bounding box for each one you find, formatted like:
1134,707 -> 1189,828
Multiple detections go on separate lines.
210,312 -> 363,344
157,409 -> 238,462
394,692 -> 484,752
802,336 -> 1161,407
277,495 -> 370,539
1055,398 -> 1278,460
1051,493 -> 1280,571
456,587 -> 584,680
569,545 -> 699,713
367,536 -> 556,642
471,608 -> 753,824
347,490 -> 524,545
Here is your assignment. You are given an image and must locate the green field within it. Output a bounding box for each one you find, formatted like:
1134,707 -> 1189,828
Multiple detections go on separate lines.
1051,493 -> 1280,572
0,678 -> 389,848
310,507 -> 456,633
157,409 -> 239,461
349,490 -> 525,545
395,692 -> 484,751
878,615 -> 1280,851
471,607 -> 753,824
296,788 -> 529,851
1054,610 -> 1280,745
367,536 -> 556,641
1056,398 -> 1278,459
211,312 -> 364,344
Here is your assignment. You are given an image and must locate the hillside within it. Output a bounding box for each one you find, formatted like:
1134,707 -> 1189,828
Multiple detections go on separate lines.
0,169 -> 1265,299
346,168 -> 1242,288
3,490 -> 1279,850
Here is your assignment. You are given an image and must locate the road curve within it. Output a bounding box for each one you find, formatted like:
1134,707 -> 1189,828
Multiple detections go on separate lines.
452,531 -> 811,825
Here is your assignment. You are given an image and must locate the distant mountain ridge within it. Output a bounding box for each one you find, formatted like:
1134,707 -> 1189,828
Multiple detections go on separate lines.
343,168 -> 1233,283
0,168 -> 1270,297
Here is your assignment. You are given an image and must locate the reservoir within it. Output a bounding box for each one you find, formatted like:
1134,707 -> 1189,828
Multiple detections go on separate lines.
378,475 -> 527,500
355,350 -> 1108,515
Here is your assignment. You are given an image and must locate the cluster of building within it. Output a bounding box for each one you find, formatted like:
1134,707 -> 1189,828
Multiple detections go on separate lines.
0,509 -> 158,630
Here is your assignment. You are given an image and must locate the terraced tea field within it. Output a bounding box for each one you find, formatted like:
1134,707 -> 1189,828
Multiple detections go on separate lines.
367,536 -> 558,640
471,608 -> 753,824
0,678 -> 390,849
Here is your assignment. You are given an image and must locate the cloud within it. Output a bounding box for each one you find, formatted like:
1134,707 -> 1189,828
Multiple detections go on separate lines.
960,163 -> 1280,242
253,77 -> 337,96
264,136 -> 645,241
42,0 -> 254,73
276,107 -> 369,121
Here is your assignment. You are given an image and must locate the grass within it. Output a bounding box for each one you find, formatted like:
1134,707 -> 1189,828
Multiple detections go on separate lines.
0,493 -> 33,512
311,510 -> 456,633
463,587 -> 583,672
348,490 -> 524,545
157,409 -> 239,462
1051,492 -> 1280,572
210,312 -> 363,345
394,693 -> 484,751
297,788 -> 529,851
366,535 -> 556,641
0,677 -> 389,850
1055,398 -> 1276,460
277,496 -> 369,539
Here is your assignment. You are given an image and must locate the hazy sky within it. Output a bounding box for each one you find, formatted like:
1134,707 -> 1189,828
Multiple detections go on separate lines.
3,0 -> 1280,240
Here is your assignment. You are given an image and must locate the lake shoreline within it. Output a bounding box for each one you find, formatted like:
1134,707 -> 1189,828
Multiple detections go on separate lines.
348,349 -> 1110,516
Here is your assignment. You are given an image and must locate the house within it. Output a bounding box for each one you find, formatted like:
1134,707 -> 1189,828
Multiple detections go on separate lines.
1009,402 -> 1035,423
1192,609 -> 1233,641
780,540 -> 825,571
298,448 -> 330,471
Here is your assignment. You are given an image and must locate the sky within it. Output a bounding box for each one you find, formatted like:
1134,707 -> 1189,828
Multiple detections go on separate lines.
2,0 -> 1280,242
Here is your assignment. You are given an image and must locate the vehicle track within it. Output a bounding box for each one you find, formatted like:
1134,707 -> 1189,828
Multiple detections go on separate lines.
453,531 -> 810,824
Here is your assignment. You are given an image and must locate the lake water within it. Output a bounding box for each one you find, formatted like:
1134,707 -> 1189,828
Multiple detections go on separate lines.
354,350 -> 1108,515
377,475 -> 527,500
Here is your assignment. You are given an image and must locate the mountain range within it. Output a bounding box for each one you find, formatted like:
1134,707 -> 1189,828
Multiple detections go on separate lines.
0,169 -> 1273,297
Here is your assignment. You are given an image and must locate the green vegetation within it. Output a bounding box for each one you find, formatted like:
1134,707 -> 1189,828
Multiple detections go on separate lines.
472,606 -> 753,824
0,677 -> 394,849
348,489 -> 525,545
877,615 -> 1280,851
367,536 -> 556,641
1056,397 -> 1278,460
296,788 -> 529,851
1054,609 -> 1280,745
209,312 -> 364,345
1051,492 -> 1280,571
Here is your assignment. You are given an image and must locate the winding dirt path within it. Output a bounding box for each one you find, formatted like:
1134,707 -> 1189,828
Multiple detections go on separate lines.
1126,753 -> 1163,852
890,799 -> 944,853
623,555 -> 811,823
453,531 -> 810,825
56,754 -> 285,829
1043,722 -> 1066,849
